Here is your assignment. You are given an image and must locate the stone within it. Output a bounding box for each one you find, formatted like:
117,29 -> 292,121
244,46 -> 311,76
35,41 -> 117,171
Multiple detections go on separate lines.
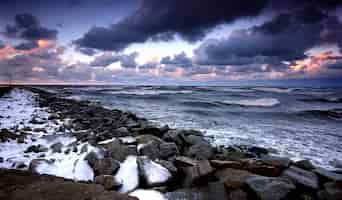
295,160 -> 316,170
321,182 -> 342,200
137,157 -> 172,187
314,168 -> 342,183
261,155 -> 291,168
17,136 -> 25,143
113,127 -> 130,137
186,143 -> 214,160
95,175 -> 123,190
159,142 -> 179,159
29,159 -> 54,173
229,189 -> 249,200
84,151 -> 100,168
136,134 -> 164,145
174,156 -> 198,167
50,142 -> 63,153
105,140 -> 136,162
25,145 -> 48,153
139,140 -> 160,160
182,160 -> 214,187
281,166 -> 319,190
214,168 -> 253,189
249,146 -> 269,156
246,176 -> 296,200
245,159 -> 282,177
155,160 -> 178,174
93,158 -> 120,176
209,160 -> 243,169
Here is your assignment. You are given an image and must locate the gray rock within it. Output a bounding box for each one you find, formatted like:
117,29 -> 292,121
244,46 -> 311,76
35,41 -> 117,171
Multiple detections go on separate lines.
294,160 -> 316,170
93,158 -> 120,176
137,157 -> 172,187
136,134 -> 164,145
321,182 -> 342,200
261,155 -> 291,168
139,140 -> 160,160
159,142 -> 179,159
105,140 -> 136,162
281,166 -> 319,189
25,145 -> 48,153
229,189 -> 249,200
209,160 -> 243,169
94,175 -> 123,190
84,151 -> 100,168
182,160 -> 214,187
186,143 -> 214,160
155,160 -> 178,174
246,176 -> 296,200
314,168 -> 342,183
174,156 -> 198,167
29,159 -> 54,173
214,168 -> 253,189
50,142 -> 63,153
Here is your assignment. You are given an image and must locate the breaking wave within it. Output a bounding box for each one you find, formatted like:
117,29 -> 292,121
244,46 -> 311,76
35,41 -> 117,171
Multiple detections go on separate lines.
219,98 -> 280,107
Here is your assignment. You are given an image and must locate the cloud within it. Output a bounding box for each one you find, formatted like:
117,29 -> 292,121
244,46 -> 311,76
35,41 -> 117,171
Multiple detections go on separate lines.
14,41 -> 39,50
77,47 -> 97,56
75,0 -> 270,51
4,13 -> 58,41
193,7 -> 342,67
0,40 -> 4,49
90,52 -> 138,68
160,52 -> 192,67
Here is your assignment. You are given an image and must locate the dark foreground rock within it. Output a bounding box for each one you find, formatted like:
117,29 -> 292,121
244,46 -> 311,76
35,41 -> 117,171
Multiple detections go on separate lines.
0,169 -> 137,200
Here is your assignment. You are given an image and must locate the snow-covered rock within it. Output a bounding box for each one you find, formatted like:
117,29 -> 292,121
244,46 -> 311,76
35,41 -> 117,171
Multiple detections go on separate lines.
130,189 -> 166,200
115,156 -> 139,193
137,157 -> 172,187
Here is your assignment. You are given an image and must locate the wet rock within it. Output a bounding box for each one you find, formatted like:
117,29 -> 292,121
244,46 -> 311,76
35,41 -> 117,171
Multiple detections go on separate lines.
25,144 -> 48,153
105,140 -> 136,162
163,130 -> 189,151
113,127 -> 130,137
138,141 -> 160,159
159,142 -> 179,159
16,162 -> 27,169
314,168 -> 342,183
136,134 -> 164,145
32,127 -> 47,133
214,168 -> 253,189
80,144 -> 88,153
29,117 -> 45,124
182,160 -> 214,187
249,146 -> 269,156
17,136 -> 25,143
93,158 -> 120,176
186,143 -> 214,160
245,159 -> 282,177
137,157 -> 172,187
84,151 -> 100,168
29,159 -> 54,173
209,160 -> 243,169
295,160 -> 316,171
261,155 -> 291,168
229,189 -> 249,200
174,156 -> 198,167
320,182 -> 342,200
50,142 -> 63,153
0,157 -> 3,163
0,129 -> 18,142
94,175 -> 123,190
281,166 -> 319,190
246,176 -> 296,200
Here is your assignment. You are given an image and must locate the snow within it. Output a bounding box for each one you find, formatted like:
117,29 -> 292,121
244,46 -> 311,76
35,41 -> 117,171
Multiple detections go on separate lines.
130,190 -> 166,200
142,159 -> 171,185
98,138 -> 116,144
115,156 -> 139,193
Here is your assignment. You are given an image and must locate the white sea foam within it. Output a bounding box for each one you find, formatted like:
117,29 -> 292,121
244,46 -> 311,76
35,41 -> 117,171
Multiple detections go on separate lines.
105,90 -> 192,95
221,98 -> 280,107
253,87 -> 294,93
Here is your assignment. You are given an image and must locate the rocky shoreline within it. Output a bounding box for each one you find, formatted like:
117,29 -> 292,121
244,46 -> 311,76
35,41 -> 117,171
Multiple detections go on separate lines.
1,87 -> 342,200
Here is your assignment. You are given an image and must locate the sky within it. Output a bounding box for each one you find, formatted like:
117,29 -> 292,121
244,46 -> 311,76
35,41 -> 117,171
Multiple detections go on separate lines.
0,0 -> 342,85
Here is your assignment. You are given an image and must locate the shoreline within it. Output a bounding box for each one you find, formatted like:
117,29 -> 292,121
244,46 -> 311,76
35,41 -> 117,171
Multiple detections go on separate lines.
1,87 -> 342,200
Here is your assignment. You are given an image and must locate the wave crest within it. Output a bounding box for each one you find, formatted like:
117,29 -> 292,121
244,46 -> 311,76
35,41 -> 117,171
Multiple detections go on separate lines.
219,98 -> 280,107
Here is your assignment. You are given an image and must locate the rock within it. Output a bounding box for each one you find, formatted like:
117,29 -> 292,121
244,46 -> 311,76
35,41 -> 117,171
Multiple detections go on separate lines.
155,160 -> 178,174
321,182 -> 342,200
229,189 -> 249,200
16,162 -> 27,169
182,160 -> 214,187
314,168 -> 342,183
159,142 -> 179,159
138,140 -> 160,159
0,157 -> 3,163
93,158 -> 120,176
105,140 -> 136,162
249,146 -> 269,156
0,169 -> 137,200
185,135 -> 208,146
245,159 -> 282,177
29,159 -> 54,173
209,160 -> 243,169
0,129 -> 19,142
25,145 -> 48,153
186,143 -> 214,160
165,188 -> 202,200
295,160 -> 316,170
214,168 -> 253,189
113,127 -> 131,137
281,166 -> 319,190
174,156 -> 198,167
84,151 -> 100,168
261,155 -> 291,168
50,142 -> 63,153
246,176 -> 296,200
223,151 -> 251,161
136,126 -> 168,137
136,134 -> 164,145
137,157 -> 172,187
17,136 -> 25,143
80,144 -> 88,153
32,127 -> 47,133
163,130 -> 189,151
95,175 -> 123,190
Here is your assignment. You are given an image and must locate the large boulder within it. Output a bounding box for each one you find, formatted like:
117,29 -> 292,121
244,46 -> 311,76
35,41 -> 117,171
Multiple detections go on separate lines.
214,168 -> 253,189
159,142 -> 179,159
105,140 -> 136,162
28,159 -> 54,173
137,157 -> 172,187
180,159 -> 214,187
320,182 -> 342,200
244,159 -> 282,177
228,189 -> 249,200
281,166 -> 319,190
185,143 -> 214,160
50,142 -> 63,153
314,168 -> 342,183
139,140 -> 179,160
246,176 -> 296,200
93,158 -> 120,176
210,160 -> 243,169
260,155 -> 291,168
94,175 -> 123,190
294,160 -> 316,171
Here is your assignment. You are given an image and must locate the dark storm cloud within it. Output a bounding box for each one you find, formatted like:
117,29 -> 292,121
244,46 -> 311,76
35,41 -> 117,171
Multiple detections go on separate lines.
75,0 -> 269,51
161,52 -> 192,67
3,13 -> 58,41
14,41 -> 38,50
194,7 -> 342,66
90,52 -> 138,68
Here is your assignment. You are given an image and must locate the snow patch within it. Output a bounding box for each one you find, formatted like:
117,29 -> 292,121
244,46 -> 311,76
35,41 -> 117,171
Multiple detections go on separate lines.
116,156 -> 139,193
130,189 -> 165,200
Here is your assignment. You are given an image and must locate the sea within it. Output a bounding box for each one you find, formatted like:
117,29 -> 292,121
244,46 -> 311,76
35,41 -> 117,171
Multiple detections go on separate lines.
41,86 -> 342,169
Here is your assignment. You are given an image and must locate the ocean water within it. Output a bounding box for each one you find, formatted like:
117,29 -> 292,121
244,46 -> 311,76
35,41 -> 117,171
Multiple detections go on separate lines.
42,86 -> 342,169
